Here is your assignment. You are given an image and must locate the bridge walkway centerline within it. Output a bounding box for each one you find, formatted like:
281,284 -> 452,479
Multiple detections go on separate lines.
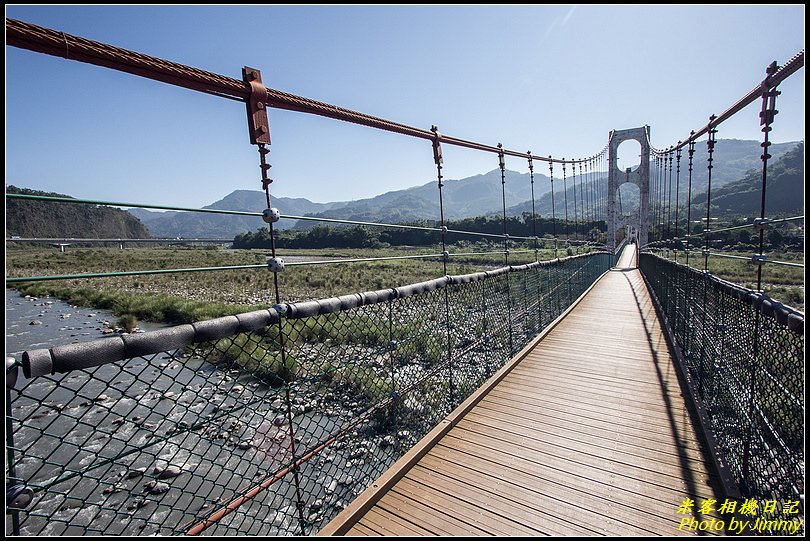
319,244 -> 727,536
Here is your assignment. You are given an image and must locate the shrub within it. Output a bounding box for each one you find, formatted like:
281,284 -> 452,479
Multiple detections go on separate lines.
116,314 -> 138,333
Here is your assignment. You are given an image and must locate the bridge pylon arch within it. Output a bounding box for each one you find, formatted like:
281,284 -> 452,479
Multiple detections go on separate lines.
607,126 -> 650,250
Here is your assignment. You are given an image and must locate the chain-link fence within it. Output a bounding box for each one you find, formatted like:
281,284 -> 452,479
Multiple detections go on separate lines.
639,252 -> 804,517
6,252 -> 610,536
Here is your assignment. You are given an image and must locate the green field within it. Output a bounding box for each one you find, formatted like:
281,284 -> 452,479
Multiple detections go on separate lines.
662,249 -> 804,312
9,242 -> 800,325
6,243 -> 577,324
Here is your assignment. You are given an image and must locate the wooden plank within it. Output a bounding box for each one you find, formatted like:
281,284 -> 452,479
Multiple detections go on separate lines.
462,408 -> 719,473
359,506 -> 434,536
484,385 -> 700,436
401,467 -> 565,536
424,436 -> 724,516
395,475 -> 546,536
320,267 -> 727,536
480,386 -> 693,432
442,425 -> 719,499
376,489 -> 492,536
416,447 -> 707,535
519,343 -> 678,371
412,455 -> 661,536
468,403 -> 713,465
490,384 -> 694,432
346,523 -> 382,536
512,357 -> 683,387
480,392 -> 710,452
317,268 -> 612,535
499,371 -> 690,415
453,414 -> 715,479
423,438 -> 711,523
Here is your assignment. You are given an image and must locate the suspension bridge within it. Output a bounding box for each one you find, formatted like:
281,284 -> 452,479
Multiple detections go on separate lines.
5,18 -> 804,537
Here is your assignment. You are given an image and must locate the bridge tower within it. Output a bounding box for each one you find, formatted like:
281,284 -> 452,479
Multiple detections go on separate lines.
607,126 -> 650,250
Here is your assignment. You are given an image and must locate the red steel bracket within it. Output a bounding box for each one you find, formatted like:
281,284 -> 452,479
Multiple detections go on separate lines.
242,66 -> 271,145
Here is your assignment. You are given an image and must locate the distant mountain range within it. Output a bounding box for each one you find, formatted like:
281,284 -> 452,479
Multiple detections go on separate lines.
293,169 -> 552,227
691,141 -> 804,216
131,169 -> 554,238
128,138 -> 805,237
127,191 -> 343,238
506,139 -> 802,219
7,139 -> 801,240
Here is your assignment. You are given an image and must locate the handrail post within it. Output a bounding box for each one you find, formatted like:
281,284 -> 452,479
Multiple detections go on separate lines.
6,358 -> 23,535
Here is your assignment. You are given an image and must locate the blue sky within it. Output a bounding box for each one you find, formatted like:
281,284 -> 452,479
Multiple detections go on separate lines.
5,5 -> 805,207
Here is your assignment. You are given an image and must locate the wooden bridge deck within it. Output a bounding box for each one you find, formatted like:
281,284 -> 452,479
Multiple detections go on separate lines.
320,246 -> 726,536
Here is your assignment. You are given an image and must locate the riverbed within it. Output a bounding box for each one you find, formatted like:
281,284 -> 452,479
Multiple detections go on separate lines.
5,288 -> 423,536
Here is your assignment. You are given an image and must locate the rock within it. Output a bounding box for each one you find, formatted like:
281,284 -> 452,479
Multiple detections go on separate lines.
127,467 -> 147,479
96,394 -> 109,402
127,498 -> 148,511
145,481 -> 170,495
338,476 -> 355,486
272,416 -> 287,427
326,480 -> 338,494
380,435 -> 396,448
396,430 -> 411,438
88,313 -> 97,317
238,440 -> 252,450
310,499 -> 323,511
159,465 -> 182,479
231,385 -> 244,394
102,484 -> 121,495
29,320 -> 42,326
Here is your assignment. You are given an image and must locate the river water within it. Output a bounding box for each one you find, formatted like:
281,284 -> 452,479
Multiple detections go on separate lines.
6,288 -> 167,357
